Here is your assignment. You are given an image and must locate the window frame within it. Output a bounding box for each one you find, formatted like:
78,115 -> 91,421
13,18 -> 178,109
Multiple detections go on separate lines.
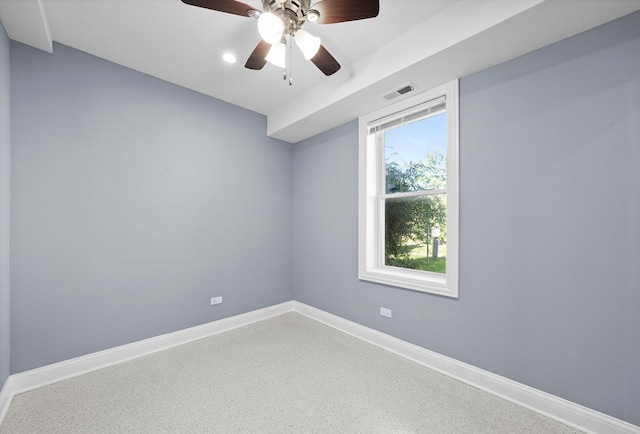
358,80 -> 459,298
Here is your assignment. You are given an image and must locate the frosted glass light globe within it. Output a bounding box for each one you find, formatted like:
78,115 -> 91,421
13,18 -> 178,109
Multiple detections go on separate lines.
265,42 -> 286,68
258,12 -> 285,44
295,29 -> 321,60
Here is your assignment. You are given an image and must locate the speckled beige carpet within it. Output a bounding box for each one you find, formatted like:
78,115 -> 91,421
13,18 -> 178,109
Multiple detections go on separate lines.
0,312 -> 583,433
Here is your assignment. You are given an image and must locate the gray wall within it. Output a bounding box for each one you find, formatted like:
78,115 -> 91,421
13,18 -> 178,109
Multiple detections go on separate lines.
10,42 -> 293,373
0,21 -> 10,389
293,11 -> 640,426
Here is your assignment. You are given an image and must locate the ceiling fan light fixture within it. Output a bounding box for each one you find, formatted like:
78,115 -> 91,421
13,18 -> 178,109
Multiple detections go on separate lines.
258,12 -> 285,44
180,0 -> 381,77
265,41 -> 286,68
295,29 -> 321,60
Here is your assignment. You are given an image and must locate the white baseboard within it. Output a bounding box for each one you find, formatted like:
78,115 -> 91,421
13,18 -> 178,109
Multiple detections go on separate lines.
1,300 -> 638,434
0,301 -> 293,423
292,301 -> 639,434
0,379 -> 11,426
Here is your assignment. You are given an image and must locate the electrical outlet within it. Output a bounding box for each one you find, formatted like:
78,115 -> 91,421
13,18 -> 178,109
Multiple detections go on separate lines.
380,307 -> 392,318
210,296 -> 223,305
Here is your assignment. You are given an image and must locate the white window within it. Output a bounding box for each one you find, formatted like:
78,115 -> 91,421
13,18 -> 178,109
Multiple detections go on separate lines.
358,80 -> 459,297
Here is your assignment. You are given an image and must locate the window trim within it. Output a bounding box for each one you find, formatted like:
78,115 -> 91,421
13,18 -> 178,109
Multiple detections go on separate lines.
358,80 -> 459,298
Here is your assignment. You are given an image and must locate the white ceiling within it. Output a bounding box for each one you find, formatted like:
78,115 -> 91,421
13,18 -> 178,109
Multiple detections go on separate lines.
1,0 -> 639,143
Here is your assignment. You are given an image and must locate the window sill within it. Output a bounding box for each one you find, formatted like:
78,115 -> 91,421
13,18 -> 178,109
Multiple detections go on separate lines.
359,266 -> 457,298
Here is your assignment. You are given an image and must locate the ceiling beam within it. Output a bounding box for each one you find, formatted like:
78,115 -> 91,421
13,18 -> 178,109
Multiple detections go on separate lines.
0,0 -> 52,53
266,0 -> 640,143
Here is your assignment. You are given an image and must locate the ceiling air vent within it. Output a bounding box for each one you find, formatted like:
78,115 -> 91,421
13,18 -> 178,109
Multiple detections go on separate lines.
383,83 -> 416,101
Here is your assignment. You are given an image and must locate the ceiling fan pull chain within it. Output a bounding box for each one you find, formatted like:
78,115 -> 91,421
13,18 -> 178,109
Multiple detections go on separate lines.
284,37 -> 288,80
288,33 -> 293,86
282,35 -> 289,82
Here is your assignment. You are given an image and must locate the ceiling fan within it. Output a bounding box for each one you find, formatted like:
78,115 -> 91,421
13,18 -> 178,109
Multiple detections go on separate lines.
181,0 -> 380,78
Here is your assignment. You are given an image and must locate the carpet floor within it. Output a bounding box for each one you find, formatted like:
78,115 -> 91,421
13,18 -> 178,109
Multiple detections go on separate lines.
0,312 -> 583,433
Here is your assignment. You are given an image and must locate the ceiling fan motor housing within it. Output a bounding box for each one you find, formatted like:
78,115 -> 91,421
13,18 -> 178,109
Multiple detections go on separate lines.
262,0 -> 312,34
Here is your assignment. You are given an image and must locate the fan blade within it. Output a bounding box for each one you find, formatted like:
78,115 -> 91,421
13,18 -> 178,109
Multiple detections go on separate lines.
312,0 -> 379,24
181,0 -> 256,17
311,45 -> 341,76
245,40 -> 271,70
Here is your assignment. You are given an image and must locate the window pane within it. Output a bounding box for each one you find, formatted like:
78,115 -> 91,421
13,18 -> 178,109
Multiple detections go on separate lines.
385,113 -> 447,194
384,194 -> 447,274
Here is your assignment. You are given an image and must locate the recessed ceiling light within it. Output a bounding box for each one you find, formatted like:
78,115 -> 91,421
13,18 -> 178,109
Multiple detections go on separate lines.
222,52 -> 237,64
